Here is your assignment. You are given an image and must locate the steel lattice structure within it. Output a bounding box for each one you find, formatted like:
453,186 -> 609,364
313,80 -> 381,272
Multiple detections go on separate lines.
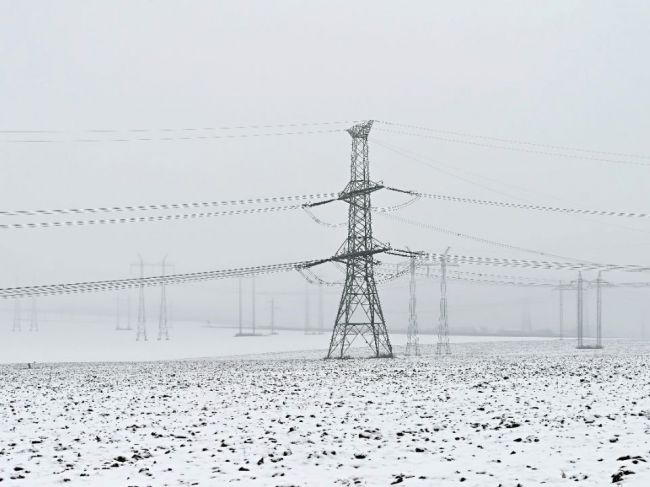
436,250 -> 451,355
405,256 -> 420,356
327,121 -> 392,358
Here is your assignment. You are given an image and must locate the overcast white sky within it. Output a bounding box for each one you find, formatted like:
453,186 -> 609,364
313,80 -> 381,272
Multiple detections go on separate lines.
1,1 -> 650,336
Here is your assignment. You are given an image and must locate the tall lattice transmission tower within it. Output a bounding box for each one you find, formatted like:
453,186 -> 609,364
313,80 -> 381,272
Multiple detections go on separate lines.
405,255 -> 420,356
436,248 -> 451,355
327,121 -> 392,358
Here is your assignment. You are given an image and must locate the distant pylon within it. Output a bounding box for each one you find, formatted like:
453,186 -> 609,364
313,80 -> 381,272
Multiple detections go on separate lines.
126,294 -> 133,330
12,299 -> 21,332
576,272 -> 583,348
237,278 -> 243,335
270,297 -> 277,334
558,281 -> 564,339
252,276 -> 256,335
327,120 -> 392,358
405,256 -> 420,356
29,297 -> 38,332
436,248 -> 451,356
157,256 -> 169,340
136,254 -> 147,341
596,271 -> 603,348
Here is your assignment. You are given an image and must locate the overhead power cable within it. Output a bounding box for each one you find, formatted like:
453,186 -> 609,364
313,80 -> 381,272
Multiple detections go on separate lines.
0,261 -> 316,299
376,120 -> 650,161
379,261 -> 562,288
0,205 -> 302,230
3,128 -> 345,144
0,192 -> 339,217
377,212 -> 599,264
374,122 -> 650,168
375,139 -> 650,237
424,252 -> 650,274
0,120 -> 360,135
388,188 -> 650,220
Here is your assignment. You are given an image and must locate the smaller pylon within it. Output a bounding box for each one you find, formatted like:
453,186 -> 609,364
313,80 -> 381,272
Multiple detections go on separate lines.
126,295 -> 133,330
436,248 -> 451,356
269,297 -> 278,335
252,276 -> 257,335
558,281 -> 564,339
576,271 -> 583,348
304,282 -> 311,334
405,255 -> 420,356
136,254 -> 147,341
12,299 -> 22,332
596,271 -> 603,348
157,257 -> 169,340
29,297 -> 38,332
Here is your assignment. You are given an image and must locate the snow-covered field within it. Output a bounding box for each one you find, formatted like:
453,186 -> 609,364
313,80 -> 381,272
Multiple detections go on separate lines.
2,339 -> 649,486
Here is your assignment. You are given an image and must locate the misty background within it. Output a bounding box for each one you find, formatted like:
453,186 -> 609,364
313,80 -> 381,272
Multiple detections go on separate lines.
1,1 -> 650,340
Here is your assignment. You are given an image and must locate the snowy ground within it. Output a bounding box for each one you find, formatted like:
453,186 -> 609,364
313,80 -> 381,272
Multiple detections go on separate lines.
2,339 -> 649,486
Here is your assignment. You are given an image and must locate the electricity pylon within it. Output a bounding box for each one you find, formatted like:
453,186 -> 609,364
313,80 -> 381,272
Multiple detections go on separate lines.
269,297 -> 278,335
558,281 -> 564,339
436,248 -> 451,356
405,255 -> 420,356
157,256 -> 169,340
576,271 -> 583,348
596,271 -> 603,348
252,276 -> 256,335
29,297 -> 38,332
327,121 -> 392,358
126,295 -> 133,330
237,278 -> 243,335
136,254 -> 147,341
12,299 -> 21,332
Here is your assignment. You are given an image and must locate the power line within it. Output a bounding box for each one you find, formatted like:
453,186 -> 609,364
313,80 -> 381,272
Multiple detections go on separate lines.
389,188 -> 650,220
0,120 -> 361,135
374,122 -> 650,168
375,139 -> 650,237
377,120 -> 650,161
0,260 -> 316,299
0,192 -> 339,217
424,252 -> 650,274
377,212 -> 596,264
0,205 -> 302,230
2,128 -> 345,144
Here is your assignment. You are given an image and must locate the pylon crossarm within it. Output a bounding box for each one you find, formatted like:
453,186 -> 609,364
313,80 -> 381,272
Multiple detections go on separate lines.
338,184 -> 385,202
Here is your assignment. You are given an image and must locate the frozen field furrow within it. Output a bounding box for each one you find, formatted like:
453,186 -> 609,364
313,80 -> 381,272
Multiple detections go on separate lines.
1,340 -> 649,486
